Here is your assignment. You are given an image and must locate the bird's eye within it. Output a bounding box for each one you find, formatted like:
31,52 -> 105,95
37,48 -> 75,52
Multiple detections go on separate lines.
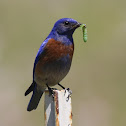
64,21 -> 70,25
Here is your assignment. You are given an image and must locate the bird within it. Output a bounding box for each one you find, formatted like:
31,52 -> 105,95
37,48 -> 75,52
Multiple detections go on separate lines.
25,18 -> 81,111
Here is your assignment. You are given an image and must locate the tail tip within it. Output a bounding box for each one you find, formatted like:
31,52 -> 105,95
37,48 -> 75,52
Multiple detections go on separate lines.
27,107 -> 36,111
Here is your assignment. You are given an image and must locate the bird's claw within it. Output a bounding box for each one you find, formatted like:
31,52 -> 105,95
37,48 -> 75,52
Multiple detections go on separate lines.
46,84 -> 56,98
48,88 -> 55,98
64,88 -> 72,101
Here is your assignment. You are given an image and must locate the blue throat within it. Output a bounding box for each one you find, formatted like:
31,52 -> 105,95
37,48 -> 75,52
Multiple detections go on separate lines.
47,30 -> 74,46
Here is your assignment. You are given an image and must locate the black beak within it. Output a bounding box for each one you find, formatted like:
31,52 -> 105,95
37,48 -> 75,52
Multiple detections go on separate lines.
77,22 -> 82,27
72,22 -> 82,29
75,22 -> 82,28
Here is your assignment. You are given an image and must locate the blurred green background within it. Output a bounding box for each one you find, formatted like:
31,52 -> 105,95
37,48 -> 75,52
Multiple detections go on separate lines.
0,0 -> 126,126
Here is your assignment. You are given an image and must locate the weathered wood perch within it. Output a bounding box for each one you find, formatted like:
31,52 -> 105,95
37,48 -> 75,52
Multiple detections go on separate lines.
44,90 -> 72,126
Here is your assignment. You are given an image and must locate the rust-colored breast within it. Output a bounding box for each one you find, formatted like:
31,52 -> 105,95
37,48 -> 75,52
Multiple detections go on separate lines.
43,38 -> 74,62
35,38 -> 74,76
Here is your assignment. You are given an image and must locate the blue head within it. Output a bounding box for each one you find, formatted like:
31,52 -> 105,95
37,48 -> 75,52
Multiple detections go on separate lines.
48,18 -> 81,40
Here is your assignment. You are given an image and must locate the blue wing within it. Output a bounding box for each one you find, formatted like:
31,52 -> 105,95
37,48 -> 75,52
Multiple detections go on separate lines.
33,38 -> 50,80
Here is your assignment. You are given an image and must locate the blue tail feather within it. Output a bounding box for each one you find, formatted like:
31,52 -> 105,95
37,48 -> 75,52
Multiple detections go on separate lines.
26,84 -> 43,111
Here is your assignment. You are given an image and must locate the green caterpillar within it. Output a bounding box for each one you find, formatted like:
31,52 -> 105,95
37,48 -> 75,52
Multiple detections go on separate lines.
80,24 -> 87,42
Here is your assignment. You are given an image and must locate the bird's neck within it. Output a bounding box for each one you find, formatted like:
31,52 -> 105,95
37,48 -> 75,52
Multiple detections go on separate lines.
47,31 -> 73,46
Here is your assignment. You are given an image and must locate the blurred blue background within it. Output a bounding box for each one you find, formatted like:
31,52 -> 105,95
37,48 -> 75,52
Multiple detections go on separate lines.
0,0 -> 126,126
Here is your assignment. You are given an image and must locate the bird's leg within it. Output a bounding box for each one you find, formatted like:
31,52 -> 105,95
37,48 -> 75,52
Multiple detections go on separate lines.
58,83 -> 72,101
58,83 -> 65,89
46,84 -> 55,97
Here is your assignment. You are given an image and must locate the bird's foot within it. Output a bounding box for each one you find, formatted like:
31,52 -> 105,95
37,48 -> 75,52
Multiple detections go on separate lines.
64,88 -> 72,102
46,84 -> 55,98
58,83 -> 72,101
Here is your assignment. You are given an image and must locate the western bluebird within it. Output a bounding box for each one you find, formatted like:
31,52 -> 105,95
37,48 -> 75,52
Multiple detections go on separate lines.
25,18 -> 81,111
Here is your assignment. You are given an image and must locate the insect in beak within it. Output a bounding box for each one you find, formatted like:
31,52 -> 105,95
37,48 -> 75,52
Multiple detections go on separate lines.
80,24 -> 87,42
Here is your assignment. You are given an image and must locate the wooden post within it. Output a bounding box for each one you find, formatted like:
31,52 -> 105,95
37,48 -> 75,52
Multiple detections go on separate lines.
44,90 -> 72,126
